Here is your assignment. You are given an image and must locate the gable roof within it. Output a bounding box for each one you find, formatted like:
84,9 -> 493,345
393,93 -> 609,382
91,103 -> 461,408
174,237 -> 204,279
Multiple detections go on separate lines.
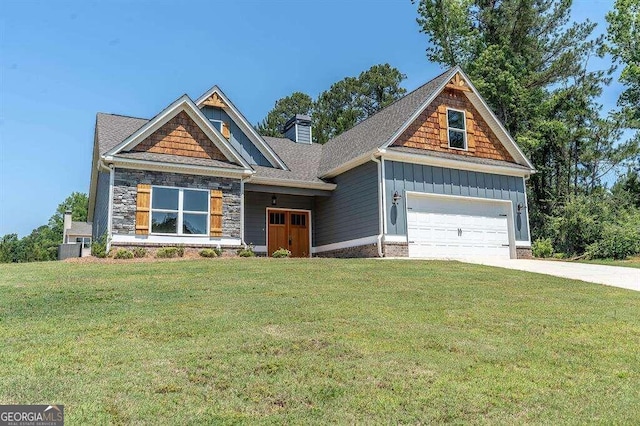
318,68 -> 455,176
250,137 -> 329,187
68,221 -> 92,236
196,85 -> 289,170
318,66 -> 535,177
103,95 -> 252,170
96,113 -> 148,155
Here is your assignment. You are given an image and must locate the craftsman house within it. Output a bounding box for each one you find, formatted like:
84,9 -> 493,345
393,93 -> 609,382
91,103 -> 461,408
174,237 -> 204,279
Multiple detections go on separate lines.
87,67 -> 535,259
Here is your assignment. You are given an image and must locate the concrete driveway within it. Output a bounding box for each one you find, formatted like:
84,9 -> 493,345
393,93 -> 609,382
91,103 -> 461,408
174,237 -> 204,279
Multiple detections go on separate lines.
465,258 -> 640,292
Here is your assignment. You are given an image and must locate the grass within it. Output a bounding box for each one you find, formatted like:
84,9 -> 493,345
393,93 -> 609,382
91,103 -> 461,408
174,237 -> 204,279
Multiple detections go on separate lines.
1,258 -> 639,424
577,256 -> 640,269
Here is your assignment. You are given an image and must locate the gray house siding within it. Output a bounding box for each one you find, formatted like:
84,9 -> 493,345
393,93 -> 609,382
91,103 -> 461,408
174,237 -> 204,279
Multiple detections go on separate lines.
314,161 -> 379,247
201,106 -> 271,167
92,171 -> 110,240
244,192 -> 315,246
384,160 -> 530,242
284,124 -> 311,144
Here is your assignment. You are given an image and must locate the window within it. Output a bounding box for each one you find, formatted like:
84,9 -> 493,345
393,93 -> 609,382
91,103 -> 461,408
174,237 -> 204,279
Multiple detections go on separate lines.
269,212 -> 285,225
151,187 -> 209,235
209,119 -> 223,133
447,109 -> 466,150
291,213 -> 306,227
75,237 -> 91,248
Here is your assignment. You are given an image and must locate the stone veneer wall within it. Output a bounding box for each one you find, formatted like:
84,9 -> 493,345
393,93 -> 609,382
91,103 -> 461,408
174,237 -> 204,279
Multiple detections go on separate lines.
314,244 -> 380,258
111,169 -> 241,238
383,242 -> 408,257
516,247 -> 533,259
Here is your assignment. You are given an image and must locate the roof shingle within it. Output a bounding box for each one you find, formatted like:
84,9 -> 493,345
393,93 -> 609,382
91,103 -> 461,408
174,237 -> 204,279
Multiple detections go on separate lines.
96,113 -> 148,155
317,68 -> 455,175
252,137 -> 326,184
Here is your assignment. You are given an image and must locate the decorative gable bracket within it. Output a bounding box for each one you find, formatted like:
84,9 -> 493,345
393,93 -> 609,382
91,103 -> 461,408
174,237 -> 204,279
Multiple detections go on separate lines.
201,92 -> 227,109
446,72 -> 471,92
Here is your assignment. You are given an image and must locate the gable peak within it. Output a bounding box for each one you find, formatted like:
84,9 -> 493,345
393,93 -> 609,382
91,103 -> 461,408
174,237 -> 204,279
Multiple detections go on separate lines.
445,72 -> 471,92
200,92 -> 227,109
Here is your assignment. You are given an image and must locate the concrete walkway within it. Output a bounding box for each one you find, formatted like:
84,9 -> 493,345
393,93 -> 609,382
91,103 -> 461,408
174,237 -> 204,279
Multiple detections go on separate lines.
464,258 -> 640,292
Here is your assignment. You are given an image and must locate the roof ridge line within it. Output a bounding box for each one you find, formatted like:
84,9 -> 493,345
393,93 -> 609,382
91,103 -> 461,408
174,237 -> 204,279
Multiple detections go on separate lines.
97,112 -> 149,121
322,67 -> 455,147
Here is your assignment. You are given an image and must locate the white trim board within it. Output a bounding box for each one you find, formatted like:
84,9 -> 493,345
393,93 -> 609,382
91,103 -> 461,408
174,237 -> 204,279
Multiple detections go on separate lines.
111,234 -> 242,246
247,175 -> 336,191
380,149 -> 532,177
256,234 -> 402,255
313,235 -> 379,254
384,234 -> 407,243
107,156 -> 253,179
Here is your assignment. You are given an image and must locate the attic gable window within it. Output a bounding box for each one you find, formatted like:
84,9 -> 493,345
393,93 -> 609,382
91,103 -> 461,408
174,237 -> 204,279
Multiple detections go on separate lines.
209,119 -> 223,133
447,108 -> 467,150
208,118 -> 230,139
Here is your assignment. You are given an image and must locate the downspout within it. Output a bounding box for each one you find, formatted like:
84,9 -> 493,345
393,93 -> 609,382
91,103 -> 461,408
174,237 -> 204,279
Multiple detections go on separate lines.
240,175 -> 247,248
371,154 -> 384,257
106,163 -> 115,253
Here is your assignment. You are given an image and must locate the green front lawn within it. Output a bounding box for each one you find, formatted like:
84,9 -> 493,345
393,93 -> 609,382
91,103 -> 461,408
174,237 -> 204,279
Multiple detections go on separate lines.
577,256 -> 640,269
1,259 -> 639,423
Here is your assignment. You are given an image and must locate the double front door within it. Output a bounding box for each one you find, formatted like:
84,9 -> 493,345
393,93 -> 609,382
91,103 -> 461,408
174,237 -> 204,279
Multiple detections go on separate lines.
267,209 -> 310,257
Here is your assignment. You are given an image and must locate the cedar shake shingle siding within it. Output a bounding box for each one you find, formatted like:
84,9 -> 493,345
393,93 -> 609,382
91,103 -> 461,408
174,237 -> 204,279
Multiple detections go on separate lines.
132,111 -> 227,160
393,89 -> 514,162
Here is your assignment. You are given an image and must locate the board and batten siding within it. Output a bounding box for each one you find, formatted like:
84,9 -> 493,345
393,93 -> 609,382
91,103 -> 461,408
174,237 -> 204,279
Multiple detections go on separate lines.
92,171 -> 111,240
384,160 -> 530,242
244,192 -> 315,246
297,125 -> 311,144
201,106 -> 271,167
314,161 -> 379,247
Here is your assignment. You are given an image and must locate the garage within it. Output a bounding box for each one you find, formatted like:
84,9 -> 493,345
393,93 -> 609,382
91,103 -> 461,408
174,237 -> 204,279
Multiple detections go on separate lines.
406,193 -> 514,259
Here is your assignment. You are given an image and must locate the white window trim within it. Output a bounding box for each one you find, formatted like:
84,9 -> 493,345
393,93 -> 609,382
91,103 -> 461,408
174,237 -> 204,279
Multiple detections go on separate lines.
150,185 -> 210,236
209,118 -> 223,133
75,237 -> 92,248
446,107 -> 467,151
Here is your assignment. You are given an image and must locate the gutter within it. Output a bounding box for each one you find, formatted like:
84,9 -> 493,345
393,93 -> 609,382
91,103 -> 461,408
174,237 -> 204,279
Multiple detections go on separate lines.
104,155 -> 253,178
245,175 -> 337,191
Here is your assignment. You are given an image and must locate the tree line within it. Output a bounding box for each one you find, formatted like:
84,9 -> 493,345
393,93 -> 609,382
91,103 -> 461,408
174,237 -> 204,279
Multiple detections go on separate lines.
0,193 -> 88,262
256,63 -> 407,144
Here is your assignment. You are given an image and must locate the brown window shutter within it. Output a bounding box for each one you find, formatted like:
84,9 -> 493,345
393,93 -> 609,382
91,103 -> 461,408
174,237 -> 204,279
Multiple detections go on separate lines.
466,110 -> 476,151
135,184 -> 151,235
438,105 -> 448,147
221,122 -> 231,140
210,190 -> 223,237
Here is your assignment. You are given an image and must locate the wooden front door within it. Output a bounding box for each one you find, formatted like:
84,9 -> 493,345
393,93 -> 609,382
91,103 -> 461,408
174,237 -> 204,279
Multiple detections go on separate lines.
267,210 -> 310,257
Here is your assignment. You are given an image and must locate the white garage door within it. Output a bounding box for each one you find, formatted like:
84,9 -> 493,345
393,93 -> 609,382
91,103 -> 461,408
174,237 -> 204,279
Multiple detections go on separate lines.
407,195 -> 512,259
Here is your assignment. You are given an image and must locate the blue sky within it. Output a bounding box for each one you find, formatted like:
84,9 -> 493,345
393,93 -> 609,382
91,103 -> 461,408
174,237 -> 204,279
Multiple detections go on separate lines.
0,0 -> 621,237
